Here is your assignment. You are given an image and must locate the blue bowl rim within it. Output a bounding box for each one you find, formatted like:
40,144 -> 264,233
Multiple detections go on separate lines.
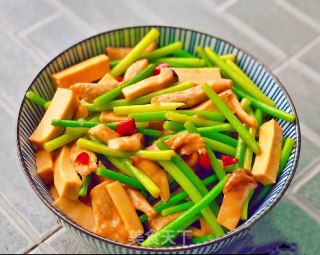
16,25 -> 301,252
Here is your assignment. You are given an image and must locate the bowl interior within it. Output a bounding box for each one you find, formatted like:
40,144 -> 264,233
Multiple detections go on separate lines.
17,26 -> 301,252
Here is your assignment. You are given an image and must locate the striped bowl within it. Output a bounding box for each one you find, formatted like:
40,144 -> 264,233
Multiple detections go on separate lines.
16,26 -> 301,254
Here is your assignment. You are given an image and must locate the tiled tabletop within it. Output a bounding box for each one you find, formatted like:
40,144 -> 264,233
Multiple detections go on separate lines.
1,0 -> 319,254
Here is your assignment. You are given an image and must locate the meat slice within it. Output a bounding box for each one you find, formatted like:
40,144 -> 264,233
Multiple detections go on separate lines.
70,144 -> 97,179
125,187 -> 157,221
122,68 -> 178,100
217,169 -> 258,231
106,47 -> 132,60
88,124 -> 119,144
165,132 -> 205,156
219,89 -> 257,128
108,133 -> 144,151
131,156 -> 170,201
90,181 -> 130,243
124,59 -> 149,81
70,73 -> 119,103
148,213 -> 183,232
106,41 -> 157,60
99,111 -> 128,123
189,217 -> 212,237
73,103 -> 89,120
182,152 -> 200,169
151,79 -> 232,108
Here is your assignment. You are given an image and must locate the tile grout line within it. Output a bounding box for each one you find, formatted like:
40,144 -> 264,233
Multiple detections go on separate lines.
18,12 -> 62,38
285,193 -> 320,224
274,0 -> 320,31
290,59 -> 320,83
18,36 -> 50,61
272,34 -> 320,74
46,0 -> 95,35
0,18 -> 49,62
201,0 -> 288,60
25,243 -> 58,255
216,12 -> 287,58
23,226 -> 62,254
120,0 -> 163,24
292,155 -> 320,182
289,158 -> 320,193
215,0 -> 239,12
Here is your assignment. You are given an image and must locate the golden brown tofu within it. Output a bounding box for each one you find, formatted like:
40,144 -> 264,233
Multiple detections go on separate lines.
70,144 -> 97,179
54,146 -> 82,200
49,184 -> 59,201
108,133 -> 144,151
90,181 -> 129,243
35,150 -> 54,185
219,89 -> 257,128
252,119 -> 283,185
122,69 -> 178,100
106,182 -> 144,239
30,88 -> 78,149
124,59 -> 149,81
165,67 -> 221,84
88,124 -> 120,144
151,79 -> 232,108
70,74 -> 119,103
51,54 -> 110,88
54,197 -> 94,232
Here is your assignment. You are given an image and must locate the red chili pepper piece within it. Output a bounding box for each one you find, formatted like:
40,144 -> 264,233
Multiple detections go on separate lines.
221,154 -> 238,167
76,152 -> 90,165
116,76 -> 124,82
199,152 -> 211,169
153,63 -> 171,75
116,118 -> 137,136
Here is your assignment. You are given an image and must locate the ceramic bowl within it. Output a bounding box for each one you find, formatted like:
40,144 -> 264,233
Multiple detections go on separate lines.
17,26 -> 301,254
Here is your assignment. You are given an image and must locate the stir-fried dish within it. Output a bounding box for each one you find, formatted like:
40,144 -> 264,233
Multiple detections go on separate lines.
27,28 -> 296,247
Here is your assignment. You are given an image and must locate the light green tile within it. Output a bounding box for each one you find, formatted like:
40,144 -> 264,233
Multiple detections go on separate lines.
297,172 -> 320,214
297,136 -> 320,172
